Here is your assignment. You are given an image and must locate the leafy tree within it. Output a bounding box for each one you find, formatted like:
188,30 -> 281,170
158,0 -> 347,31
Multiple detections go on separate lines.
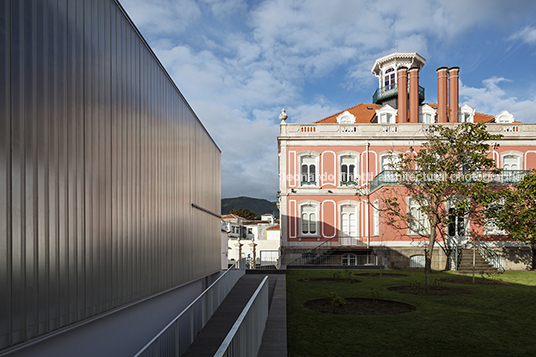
483,171 -> 536,246
376,122 -> 503,287
229,208 -> 257,220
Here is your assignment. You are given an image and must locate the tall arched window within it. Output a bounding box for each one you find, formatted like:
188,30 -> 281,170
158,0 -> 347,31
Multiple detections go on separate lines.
340,156 -> 356,183
384,68 -> 395,89
373,199 -> 380,236
300,156 -> 316,185
340,206 -> 357,238
301,205 -> 317,235
503,155 -> 519,170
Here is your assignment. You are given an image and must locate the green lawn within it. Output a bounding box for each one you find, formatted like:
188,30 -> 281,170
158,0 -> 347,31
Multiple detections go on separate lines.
287,269 -> 536,357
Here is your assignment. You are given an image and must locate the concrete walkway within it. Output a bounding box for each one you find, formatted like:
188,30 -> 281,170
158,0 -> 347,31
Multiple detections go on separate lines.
183,271 -> 287,356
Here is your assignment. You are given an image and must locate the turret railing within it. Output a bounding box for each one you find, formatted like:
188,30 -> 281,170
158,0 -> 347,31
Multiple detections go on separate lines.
372,84 -> 425,104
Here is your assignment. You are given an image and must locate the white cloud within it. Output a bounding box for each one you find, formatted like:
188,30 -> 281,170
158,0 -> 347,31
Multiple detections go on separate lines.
118,0 -> 536,199
460,77 -> 536,123
509,26 -> 536,46
119,0 -> 201,35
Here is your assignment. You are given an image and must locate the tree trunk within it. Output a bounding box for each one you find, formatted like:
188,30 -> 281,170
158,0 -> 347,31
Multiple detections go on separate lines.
425,224 -> 437,290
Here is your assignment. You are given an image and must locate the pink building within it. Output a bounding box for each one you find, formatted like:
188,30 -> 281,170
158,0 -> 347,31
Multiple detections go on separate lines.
277,52 -> 535,271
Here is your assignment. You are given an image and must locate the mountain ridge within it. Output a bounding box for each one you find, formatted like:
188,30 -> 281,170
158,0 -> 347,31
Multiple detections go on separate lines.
221,196 -> 279,218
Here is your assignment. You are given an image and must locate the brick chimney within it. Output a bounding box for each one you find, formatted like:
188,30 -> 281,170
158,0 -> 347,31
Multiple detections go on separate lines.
448,67 -> 459,122
397,67 -> 408,123
408,67 -> 419,123
437,67 -> 448,123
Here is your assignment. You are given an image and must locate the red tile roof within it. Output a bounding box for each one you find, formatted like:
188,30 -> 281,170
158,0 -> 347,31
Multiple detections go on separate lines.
267,224 -> 280,230
315,103 -> 380,124
221,214 -> 246,220
315,103 -> 495,124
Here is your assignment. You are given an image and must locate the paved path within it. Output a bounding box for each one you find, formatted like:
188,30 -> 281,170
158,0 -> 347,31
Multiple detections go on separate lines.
183,271 -> 287,356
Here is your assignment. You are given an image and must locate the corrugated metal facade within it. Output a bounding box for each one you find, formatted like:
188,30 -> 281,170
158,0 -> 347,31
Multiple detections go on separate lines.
0,0 -> 221,350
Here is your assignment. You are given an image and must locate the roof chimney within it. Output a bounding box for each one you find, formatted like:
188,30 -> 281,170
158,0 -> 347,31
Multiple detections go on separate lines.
397,67 -> 408,123
437,67 -> 448,123
408,68 -> 419,123
448,67 -> 459,123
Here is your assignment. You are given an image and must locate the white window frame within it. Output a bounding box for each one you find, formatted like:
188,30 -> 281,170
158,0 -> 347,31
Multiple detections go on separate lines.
342,253 -> 357,266
419,104 -> 436,124
376,104 -> 397,124
501,151 -> 522,171
407,196 -> 430,236
485,199 -> 506,236
373,199 -> 380,236
383,67 -> 396,89
336,110 -> 356,124
299,201 -> 319,237
494,110 -> 515,123
338,201 -> 360,245
338,151 -> 359,186
298,151 -> 319,187
379,152 -> 401,171
445,198 -> 469,244
459,104 -> 475,123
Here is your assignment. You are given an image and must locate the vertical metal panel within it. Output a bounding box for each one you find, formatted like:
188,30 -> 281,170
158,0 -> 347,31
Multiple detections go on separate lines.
1,0 -> 222,350
0,0 -> 11,349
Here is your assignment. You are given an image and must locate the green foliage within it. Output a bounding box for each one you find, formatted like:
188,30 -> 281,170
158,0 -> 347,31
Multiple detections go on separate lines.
329,291 -> 347,310
229,208 -> 257,220
379,122 -> 504,277
370,287 -> 380,302
483,171 -> 536,245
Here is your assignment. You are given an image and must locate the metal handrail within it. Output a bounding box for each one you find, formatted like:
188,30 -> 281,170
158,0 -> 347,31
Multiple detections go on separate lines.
474,237 -> 504,271
214,276 -> 269,357
134,259 -> 245,357
287,236 -> 370,266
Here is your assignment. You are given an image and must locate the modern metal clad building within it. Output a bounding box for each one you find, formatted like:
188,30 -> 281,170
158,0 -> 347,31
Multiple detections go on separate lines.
0,0 -> 221,350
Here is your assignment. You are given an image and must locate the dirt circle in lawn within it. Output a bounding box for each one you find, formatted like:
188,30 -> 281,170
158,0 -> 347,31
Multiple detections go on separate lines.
438,277 -> 510,285
354,272 -> 409,278
297,278 -> 361,284
304,297 -> 416,315
387,285 -> 474,296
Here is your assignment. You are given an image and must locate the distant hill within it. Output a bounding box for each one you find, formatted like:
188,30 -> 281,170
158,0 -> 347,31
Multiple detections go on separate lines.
221,196 -> 279,218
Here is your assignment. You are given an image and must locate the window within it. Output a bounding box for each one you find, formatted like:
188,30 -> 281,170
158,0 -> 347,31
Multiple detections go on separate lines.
460,113 -> 471,123
342,253 -> 357,266
485,200 -> 506,235
409,254 -> 425,268
373,199 -> 379,236
419,104 -> 436,124
340,156 -> 356,183
384,68 -> 395,89
301,205 -> 317,235
458,104 -> 474,123
376,104 -> 397,124
379,113 -> 394,124
340,206 -> 357,238
336,111 -> 356,124
380,154 -> 400,172
408,197 -> 429,235
300,156 -> 316,185
494,110 -> 514,123
503,155 -> 519,170
447,207 -> 466,237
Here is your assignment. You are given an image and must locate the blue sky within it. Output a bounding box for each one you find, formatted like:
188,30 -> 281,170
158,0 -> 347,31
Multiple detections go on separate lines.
119,0 -> 536,202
